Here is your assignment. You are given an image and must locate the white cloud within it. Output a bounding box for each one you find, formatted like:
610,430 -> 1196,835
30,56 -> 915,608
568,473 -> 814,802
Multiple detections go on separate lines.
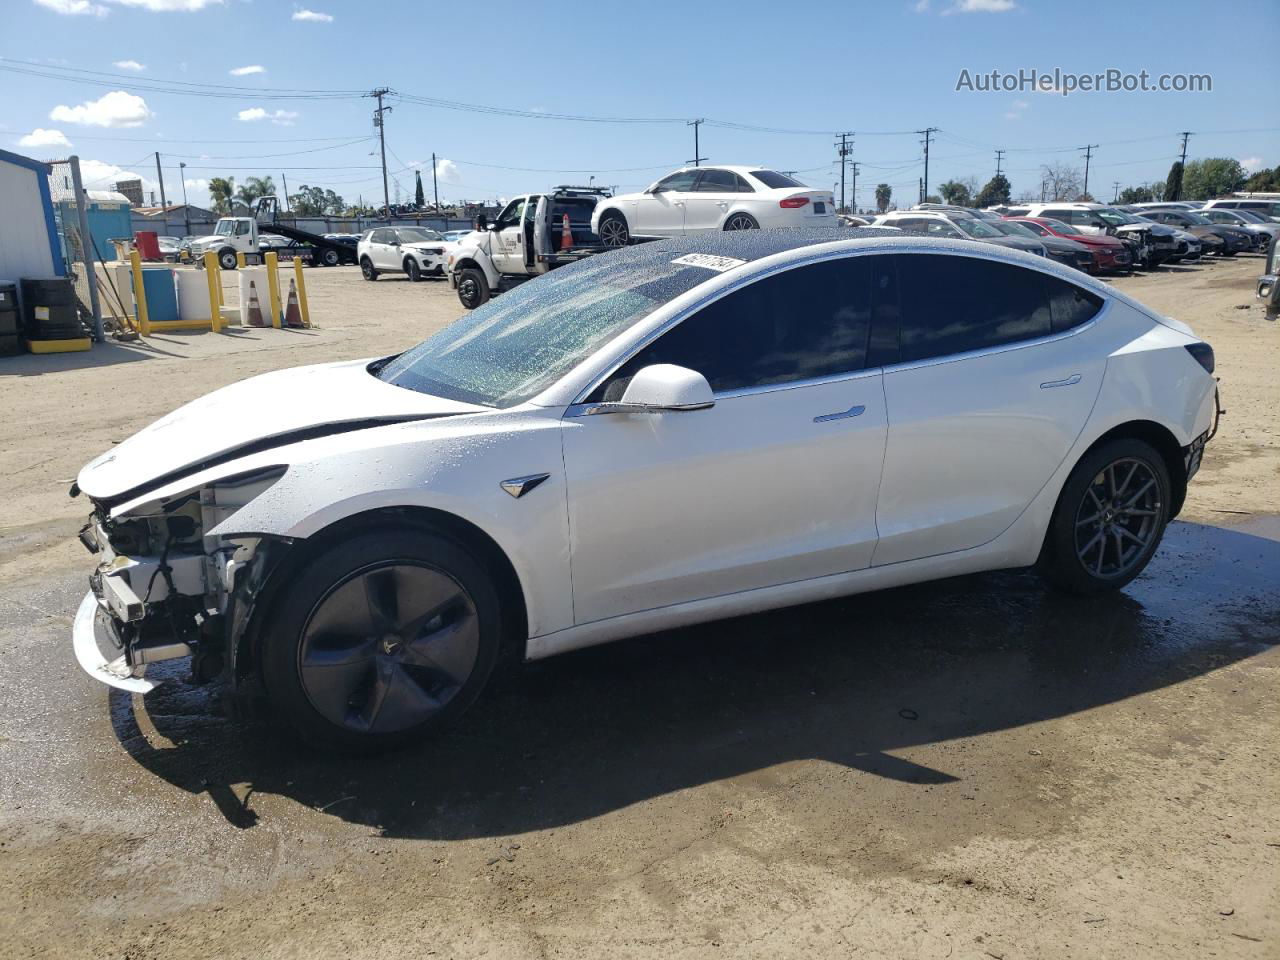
18,128 -> 72,148
1004,98 -> 1029,120
50,90 -> 153,128
434,157 -> 460,184
913,0 -> 930,11
1240,156 -> 1264,173
78,159 -> 157,199
182,177 -> 212,208
110,0 -> 223,9
237,107 -> 299,126
947,0 -> 1015,11
113,59 -> 145,71
229,64 -> 265,76
34,0 -> 108,15
292,7 -> 333,21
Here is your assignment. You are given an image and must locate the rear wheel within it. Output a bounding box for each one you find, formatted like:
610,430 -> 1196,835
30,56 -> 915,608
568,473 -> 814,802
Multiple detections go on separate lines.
360,257 -> 378,281
1038,438 -> 1171,595
405,258 -> 422,282
260,528 -> 505,752
321,248 -> 340,267
457,268 -> 489,309
723,212 -> 759,231
598,212 -> 630,248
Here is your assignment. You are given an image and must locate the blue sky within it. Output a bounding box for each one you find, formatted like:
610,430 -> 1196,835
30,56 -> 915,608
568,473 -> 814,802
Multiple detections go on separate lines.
4,0 -> 1278,211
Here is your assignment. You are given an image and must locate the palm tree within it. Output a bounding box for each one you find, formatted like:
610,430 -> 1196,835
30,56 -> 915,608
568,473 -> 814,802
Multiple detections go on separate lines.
234,175 -> 276,208
208,177 -> 234,215
875,183 -> 892,213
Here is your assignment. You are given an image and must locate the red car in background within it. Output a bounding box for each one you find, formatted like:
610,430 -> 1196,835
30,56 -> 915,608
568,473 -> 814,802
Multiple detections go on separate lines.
1007,217 -> 1133,275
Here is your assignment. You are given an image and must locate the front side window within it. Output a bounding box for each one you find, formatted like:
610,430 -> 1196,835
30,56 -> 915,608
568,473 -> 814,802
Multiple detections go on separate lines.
592,257 -> 873,400
397,227 -> 444,243
654,171 -> 699,192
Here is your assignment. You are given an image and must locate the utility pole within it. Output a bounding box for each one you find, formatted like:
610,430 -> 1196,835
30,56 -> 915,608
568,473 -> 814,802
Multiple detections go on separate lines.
1080,143 -> 1098,199
1112,181 -> 1121,203
370,87 -> 392,218
178,161 -> 190,236
687,118 -> 707,166
916,127 -> 938,201
281,172 -> 290,212
154,151 -> 167,208
994,149 -> 1005,179
850,161 -> 860,213
431,151 -> 439,212
835,132 -> 853,213
1173,131 -> 1192,200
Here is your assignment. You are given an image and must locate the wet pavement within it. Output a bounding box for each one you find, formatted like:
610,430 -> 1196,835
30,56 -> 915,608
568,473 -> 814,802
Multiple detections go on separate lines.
1,516 -> 1277,958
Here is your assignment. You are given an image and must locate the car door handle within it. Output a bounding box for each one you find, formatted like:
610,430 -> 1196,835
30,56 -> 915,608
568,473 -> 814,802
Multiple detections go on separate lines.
814,404 -> 866,423
1040,374 -> 1082,389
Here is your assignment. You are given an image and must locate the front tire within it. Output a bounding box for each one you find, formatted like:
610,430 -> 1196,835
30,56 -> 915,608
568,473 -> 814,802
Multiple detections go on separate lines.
598,211 -> 630,248
1038,438 -> 1171,595
456,268 -> 490,309
218,249 -> 238,271
360,257 -> 378,281
405,258 -> 422,282
260,528 -> 505,752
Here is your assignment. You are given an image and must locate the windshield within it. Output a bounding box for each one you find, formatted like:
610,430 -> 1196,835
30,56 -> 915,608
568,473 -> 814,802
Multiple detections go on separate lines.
214,221 -> 234,236
1234,210 -> 1265,223
991,220 -> 1038,238
376,255 -> 721,407
398,227 -> 444,243
1180,212 -> 1212,225
1095,207 -> 1137,226
952,218 -> 1003,238
1041,218 -> 1081,236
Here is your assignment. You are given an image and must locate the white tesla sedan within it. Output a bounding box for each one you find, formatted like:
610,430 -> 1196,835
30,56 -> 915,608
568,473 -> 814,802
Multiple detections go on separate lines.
72,230 -> 1218,751
591,166 -> 835,246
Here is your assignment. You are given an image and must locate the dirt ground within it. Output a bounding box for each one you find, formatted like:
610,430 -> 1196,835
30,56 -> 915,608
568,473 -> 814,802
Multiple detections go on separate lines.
0,256 -> 1276,959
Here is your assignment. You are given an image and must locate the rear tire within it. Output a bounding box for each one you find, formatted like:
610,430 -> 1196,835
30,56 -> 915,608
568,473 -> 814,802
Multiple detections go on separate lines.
723,212 -> 759,231
457,268 -> 489,309
405,258 -> 422,282
360,257 -> 378,281
260,528 -> 505,753
598,212 -> 630,248
321,248 -> 340,267
1038,438 -> 1171,596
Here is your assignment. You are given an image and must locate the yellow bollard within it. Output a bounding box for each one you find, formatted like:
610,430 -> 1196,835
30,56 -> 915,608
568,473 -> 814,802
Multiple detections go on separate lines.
236,250 -> 246,269
293,256 -> 311,328
203,251 -> 223,333
128,249 -> 150,336
265,251 -> 282,329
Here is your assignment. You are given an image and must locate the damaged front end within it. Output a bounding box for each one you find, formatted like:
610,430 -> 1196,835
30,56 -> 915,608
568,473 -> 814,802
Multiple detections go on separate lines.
72,467 -> 291,693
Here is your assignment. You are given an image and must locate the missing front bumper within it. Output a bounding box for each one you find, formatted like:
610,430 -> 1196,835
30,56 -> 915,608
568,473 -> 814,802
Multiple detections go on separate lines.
72,592 -> 160,693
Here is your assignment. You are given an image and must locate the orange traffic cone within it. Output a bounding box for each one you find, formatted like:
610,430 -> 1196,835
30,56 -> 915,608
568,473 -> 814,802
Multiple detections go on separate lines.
284,278 -> 304,328
246,280 -> 265,327
560,212 -> 572,251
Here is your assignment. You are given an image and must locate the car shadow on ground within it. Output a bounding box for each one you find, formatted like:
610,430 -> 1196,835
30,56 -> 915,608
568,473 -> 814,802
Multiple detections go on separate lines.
110,518 -> 1280,837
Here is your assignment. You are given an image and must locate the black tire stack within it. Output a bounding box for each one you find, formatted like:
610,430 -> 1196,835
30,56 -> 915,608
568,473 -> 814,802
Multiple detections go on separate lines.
0,284 -> 21,356
20,277 -> 85,344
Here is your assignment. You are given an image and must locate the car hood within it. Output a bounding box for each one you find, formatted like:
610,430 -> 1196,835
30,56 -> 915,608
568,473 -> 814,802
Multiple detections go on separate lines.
77,358 -> 485,502
983,235 -> 1045,254
404,240 -> 452,252
1039,235 -> 1089,252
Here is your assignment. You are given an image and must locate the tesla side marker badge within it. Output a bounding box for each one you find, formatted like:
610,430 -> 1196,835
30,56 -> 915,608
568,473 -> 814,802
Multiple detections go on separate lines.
500,473 -> 550,499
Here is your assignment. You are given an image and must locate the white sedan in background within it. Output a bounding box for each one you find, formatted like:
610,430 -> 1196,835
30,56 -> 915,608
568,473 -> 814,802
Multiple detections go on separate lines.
71,230 -> 1217,752
592,166 -> 835,246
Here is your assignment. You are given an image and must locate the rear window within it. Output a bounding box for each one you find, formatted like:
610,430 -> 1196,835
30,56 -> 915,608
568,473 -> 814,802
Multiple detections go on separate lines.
749,170 -> 805,189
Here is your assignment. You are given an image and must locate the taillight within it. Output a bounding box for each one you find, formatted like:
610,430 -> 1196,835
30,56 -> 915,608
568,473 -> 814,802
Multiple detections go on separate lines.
779,196 -> 810,209
1184,342 -> 1214,374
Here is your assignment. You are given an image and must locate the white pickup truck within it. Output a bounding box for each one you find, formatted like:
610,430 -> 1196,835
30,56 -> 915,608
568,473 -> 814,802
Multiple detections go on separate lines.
446,187 -> 610,309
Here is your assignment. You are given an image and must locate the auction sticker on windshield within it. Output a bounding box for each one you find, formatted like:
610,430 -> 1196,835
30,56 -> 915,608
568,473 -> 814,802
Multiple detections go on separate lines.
670,253 -> 748,272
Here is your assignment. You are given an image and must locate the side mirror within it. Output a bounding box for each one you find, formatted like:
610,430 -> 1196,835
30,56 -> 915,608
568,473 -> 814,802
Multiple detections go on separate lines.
587,364 -> 714,415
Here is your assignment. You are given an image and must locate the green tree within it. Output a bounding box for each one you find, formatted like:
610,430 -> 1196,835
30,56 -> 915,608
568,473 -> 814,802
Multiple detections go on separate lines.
235,175 -> 276,208
208,177 -> 235,214
289,185 -> 346,216
938,180 -> 972,206
1182,157 -> 1246,200
415,170 -> 425,207
973,173 -> 1011,208
1242,164 -> 1280,193
1163,161 -> 1183,201
875,183 -> 892,213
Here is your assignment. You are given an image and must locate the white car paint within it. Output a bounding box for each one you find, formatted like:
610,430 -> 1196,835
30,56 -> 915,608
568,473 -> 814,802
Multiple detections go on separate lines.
591,166 -> 835,242
357,225 -> 453,278
72,234 -> 1216,722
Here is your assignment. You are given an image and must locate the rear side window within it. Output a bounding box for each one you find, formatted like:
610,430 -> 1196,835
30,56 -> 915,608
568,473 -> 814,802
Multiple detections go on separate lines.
894,255 -> 1052,362
1046,277 -> 1104,333
593,257 -> 872,399
748,170 -> 805,189
694,169 -> 743,193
